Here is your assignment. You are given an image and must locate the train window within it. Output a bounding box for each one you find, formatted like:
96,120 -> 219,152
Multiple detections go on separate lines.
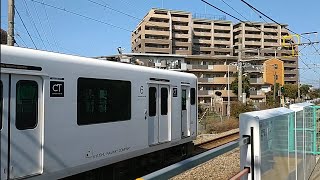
182,89 -> 186,110
149,87 -> 157,117
77,78 -> 131,125
191,88 -> 196,105
161,88 -> 168,115
0,81 -> 2,129
16,80 -> 38,130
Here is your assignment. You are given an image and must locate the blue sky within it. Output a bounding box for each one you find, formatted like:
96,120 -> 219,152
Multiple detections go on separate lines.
1,0 -> 320,87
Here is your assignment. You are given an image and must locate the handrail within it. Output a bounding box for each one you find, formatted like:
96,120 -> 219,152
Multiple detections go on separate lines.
229,167 -> 250,180
137,137 -> 250,180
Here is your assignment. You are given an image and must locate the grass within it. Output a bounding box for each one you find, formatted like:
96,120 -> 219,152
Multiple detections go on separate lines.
199,111 -> 239,134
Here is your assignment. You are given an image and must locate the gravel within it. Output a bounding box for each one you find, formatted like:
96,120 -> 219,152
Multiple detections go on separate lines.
171,129 -> 241,180
194,128 -> 239,145
171,148 -> 240,180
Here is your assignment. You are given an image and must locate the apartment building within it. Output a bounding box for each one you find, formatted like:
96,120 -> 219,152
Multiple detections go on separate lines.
131,8 -> 234,56
131,8 -> 299,106
233,22 -> 298,85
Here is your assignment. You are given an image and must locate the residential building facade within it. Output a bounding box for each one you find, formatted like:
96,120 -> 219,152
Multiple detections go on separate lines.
131,8 -> 298,108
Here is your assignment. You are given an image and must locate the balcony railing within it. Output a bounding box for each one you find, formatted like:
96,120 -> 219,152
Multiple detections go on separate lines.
198,77 -> 236,84
249,78 -> 264,84
187,65 -> 237,72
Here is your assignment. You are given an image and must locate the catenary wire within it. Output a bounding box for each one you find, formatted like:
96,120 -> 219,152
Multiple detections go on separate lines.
15,6 -> 38,49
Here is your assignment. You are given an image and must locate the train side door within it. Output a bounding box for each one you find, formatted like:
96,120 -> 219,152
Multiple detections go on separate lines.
8,74 -> 43,179
1,74 -> 9,180
148,85 -> 159,145
158,85 -> 170,143
181,86 -> 191,138
148,84 -> 171,145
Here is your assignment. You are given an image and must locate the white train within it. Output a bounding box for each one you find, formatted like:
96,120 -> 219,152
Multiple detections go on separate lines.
0,45 -> 197,179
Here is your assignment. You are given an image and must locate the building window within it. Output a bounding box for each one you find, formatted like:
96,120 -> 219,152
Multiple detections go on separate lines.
149,87 -> 157,116
191,88 -> 196,105
16,80 -> 38,130
182,89 -> 187,110
77,78 -> 131,125
161,88 -> 168,115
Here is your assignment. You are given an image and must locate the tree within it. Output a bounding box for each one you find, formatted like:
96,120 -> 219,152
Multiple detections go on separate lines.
283,84 -> 298,99
309,88 -> 320,99
265,83 -> 280,105
230,73 -> 251,98
300,84 -> 312,97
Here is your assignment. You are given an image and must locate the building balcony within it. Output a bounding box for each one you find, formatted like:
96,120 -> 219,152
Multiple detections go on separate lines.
245,41 -> 262,46
187,64 -> 237,72
263,41 -> 280,47
263,27 -> 279,32
244,26 -> 262,31
173,50 -> 190,55
198,77 -> 236,84
172,16 -> 190,22
193,39 -> 211,44
144,38 -> 170,44
173,41 -> 190,46
172,24 -> 189,30
263,35 -> 278,40
284,77 -> 298,82
243,65 -> 264,73
144,47 -> 170,53
244,34 -> 262,39
198,90 -> 237,97
150,13 -> 170,19
193,31 -> 211,36
249,78 -> 264,84
193,24 -> 211,29
284,70 -> 297,74
283,63 -> 297,68
213,33 -> 231,38
145,30 -> 170,36
249,90 -> 265,99
214,40 -> 230,45
214,26 -> 231,30
174,33 -> 190,39
147,21 -> 169,27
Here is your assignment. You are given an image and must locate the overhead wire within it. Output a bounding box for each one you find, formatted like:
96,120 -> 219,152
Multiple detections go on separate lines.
240,0 -> 320,57
15,27 -> 82,55
30,0 -> 53,51
15,32 -> 28,47
22,0 -> 47,50
28,0 -> 133,32
89,0 -> 239,55
41,0 -> 60,52
239,0 -> 320,78
15,6 -> 38,49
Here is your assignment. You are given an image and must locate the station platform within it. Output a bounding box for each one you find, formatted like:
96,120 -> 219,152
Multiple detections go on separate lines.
310,156 -> 320,180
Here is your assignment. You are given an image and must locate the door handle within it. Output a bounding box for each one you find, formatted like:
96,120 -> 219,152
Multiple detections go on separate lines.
144,109 -> 147,120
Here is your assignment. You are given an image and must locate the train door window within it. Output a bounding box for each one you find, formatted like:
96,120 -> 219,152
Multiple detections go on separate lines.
182,89 -> 186,110
0,81 -> 2,129
16,80 -> 38,130
149,87 -> 156,116
77,78 -> 131,125
190,88 -> 196,105
161,88 -> 168,115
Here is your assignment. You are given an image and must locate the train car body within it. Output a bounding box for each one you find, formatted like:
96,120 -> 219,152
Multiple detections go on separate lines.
0,45 -> 197,179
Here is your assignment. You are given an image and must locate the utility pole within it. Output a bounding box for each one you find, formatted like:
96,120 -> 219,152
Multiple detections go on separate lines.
273,64 -> 277,101
238,45 -> 242,102
7,0 -> 15,46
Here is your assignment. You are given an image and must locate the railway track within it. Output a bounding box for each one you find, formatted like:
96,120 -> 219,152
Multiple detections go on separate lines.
193,131 -> 240,155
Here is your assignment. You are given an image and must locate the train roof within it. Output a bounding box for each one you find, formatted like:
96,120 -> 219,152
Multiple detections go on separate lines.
1,45 -> 196,79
